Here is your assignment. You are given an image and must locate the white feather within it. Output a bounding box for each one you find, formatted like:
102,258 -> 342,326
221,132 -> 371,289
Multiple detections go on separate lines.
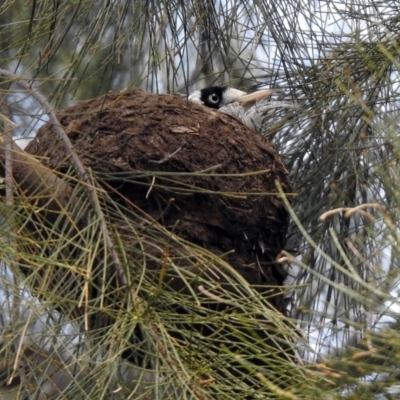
188,90 -> 202,104
220,100 -> 299,132
221,88 -> 247,105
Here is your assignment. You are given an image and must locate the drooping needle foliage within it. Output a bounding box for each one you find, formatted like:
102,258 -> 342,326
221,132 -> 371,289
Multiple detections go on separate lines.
1,0 -> 400,398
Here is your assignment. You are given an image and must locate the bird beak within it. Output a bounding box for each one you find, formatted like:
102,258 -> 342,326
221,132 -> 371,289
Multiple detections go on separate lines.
236,89 -> 277,106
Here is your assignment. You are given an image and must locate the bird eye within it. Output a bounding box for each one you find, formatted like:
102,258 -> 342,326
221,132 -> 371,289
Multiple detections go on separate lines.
208,94 -> 220,104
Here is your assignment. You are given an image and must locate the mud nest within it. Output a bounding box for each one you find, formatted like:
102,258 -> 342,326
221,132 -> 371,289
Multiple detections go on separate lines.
26,89 -> 291,308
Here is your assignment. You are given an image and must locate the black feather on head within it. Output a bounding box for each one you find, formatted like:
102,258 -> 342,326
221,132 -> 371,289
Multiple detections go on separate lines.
198,86 -> 228,109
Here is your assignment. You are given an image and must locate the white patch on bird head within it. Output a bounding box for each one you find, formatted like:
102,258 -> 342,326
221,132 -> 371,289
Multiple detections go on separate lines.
188,90 -> 203,104
221,88 -> 248,106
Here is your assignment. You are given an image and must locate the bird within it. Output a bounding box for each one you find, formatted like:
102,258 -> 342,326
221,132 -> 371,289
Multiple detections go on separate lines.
189,86 -> 298,132
188,86 -> 276,110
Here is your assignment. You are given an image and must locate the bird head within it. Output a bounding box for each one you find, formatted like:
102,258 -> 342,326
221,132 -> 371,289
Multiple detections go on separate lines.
189,86 -> 298,133
189,86 -> 277,111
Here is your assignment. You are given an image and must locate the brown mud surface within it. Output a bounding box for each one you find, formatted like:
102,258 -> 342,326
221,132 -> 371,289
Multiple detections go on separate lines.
26,89 -> 291,311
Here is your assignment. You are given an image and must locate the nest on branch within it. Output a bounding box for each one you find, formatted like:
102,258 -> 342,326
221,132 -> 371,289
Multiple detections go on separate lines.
24,89 -> 291,317
0,88 -> 300,396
